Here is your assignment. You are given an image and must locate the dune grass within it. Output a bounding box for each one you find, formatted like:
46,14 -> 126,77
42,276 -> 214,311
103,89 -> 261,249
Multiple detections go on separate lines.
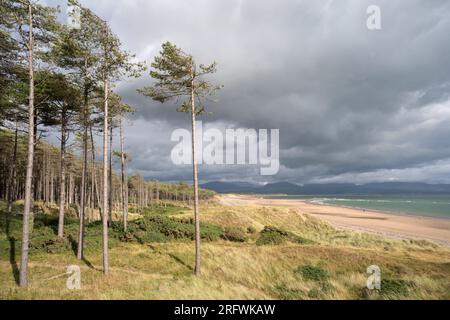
1,201 -> 449,300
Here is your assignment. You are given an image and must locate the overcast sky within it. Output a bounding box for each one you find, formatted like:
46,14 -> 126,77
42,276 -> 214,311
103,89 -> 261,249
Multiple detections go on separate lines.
45,0 -> 450,184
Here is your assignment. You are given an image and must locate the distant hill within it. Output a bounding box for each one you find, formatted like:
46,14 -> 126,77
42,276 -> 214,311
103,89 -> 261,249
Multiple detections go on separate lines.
200,181 -> 260,193
260,182 -> 300,194
200,181 -> 450,195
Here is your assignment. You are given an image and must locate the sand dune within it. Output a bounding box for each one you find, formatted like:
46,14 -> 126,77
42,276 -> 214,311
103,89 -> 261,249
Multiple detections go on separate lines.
218,194 -> 450,246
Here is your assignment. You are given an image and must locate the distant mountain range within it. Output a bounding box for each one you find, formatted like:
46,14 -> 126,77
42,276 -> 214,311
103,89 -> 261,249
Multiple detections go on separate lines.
200,181 -> 450,195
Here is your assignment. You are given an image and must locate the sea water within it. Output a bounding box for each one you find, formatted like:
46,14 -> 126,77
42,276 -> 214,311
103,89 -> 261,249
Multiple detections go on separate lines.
263,195 -> 450,219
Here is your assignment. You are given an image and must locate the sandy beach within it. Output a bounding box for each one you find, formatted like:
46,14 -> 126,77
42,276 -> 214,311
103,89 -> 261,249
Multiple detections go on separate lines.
218,194 -> 450,246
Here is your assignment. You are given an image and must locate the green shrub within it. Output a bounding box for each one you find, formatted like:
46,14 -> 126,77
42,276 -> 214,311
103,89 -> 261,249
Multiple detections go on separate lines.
307,288 -> 320,299
30,236 -> 70,254
200,223 -> 224,241
222,227 -> 247,242
273,284 -> 305,300
0,212 -> 121,256
256,226 -> 314,246
0,204 -> 226,256
112,214 -> 225,243
358,277 -> 416,299
256,226 -> 288,245
28,226 -> 71,253
142,204 -> 189,216
380,278 -> 416,297
295,265 -> 329,282
135,231 -> 168,244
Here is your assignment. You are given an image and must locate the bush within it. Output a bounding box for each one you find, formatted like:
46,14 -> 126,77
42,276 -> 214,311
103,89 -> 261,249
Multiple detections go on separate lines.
295,265 -> 329,282
200,223 -> 224,241
112,214 -> 225,243
29,226 -> 72,253
30,236 -> 70,254
273,284 -> 305,300
135,231 -> 168,244
358,277 -> 416,299
307,288 -> 320,299
0,204 -> 226,256
256,226 -> 288,245
306,283 -> 335,299
142,204 -> 189,216
256,226 -> 314,246
380,278 -> 416,297
222,227 -> 247,242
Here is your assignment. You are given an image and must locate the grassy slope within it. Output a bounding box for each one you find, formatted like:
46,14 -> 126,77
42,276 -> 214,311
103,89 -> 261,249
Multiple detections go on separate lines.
1,201 -> 449,300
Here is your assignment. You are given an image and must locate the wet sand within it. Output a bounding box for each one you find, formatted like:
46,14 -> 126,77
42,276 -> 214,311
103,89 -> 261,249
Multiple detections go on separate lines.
218,194 -> 450,246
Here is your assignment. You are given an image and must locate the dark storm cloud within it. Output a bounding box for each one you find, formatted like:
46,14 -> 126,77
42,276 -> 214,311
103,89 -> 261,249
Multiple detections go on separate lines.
49,0 -> 450,183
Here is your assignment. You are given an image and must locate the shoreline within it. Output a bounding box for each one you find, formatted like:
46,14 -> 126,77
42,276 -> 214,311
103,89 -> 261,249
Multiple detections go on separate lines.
262,194 -> 450,221
218,194 -> 450,246
306,200 -> 450,221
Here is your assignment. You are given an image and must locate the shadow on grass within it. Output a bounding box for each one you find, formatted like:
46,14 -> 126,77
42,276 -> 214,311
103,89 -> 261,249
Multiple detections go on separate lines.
148,244 -> 192,272
167,253 -> 193,272
5,213 -> 20,285
9,238 -> 20,285
68,234 -> 78,256
67,234 -> 97,270
81,256 -> 96,270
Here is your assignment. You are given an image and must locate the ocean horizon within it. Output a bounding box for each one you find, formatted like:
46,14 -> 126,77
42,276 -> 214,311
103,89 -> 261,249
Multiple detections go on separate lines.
263,194 -> 450,219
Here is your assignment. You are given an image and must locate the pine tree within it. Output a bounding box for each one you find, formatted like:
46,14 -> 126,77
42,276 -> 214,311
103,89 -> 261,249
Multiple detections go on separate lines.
139,42 -> 222,275
97,20 -> 144,275
50,0 -> 105,260
36,72 -> 81,237
1,0 -> 59,287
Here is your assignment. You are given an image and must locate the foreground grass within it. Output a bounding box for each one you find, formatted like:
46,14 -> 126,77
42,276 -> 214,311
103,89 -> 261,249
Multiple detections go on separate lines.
1,201 -> 449,299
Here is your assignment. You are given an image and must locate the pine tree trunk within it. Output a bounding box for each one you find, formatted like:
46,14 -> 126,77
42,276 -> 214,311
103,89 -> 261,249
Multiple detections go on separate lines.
7,119 -> 18,213
77,84 -> 89,260
57,116 -> 67,238
44,150 -> 49,206
69,173 -> 73,205
94,167 -> 101,221
119,116 -> 128,231
37,163 -> 42,202
90,125 -> 102,221
30,108 -> 37,230
108,124 -> 113,225
102,78 -> 110,274
50,165 -> 54,204
20,2 -> 34,287
190,70 -> 201,276
89,128 -> 95,212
